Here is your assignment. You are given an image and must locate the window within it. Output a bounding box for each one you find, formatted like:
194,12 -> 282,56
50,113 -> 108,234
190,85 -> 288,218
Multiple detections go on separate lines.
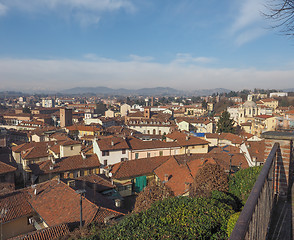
122,149 -> 126,154
104,160 -> 108,166
70,146 -> 74,150
135,153 -> 139,159
159,151 -> 163,156
147,152 -> 151,158
102,150 -> 109,156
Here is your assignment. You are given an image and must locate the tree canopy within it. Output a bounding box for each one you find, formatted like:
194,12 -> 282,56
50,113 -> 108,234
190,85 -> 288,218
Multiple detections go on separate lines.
189,163 -> 229,198
265,0 -> 294,35
99,194 -> 235,239
133,180 -> 174,213
217,110 -> 235,133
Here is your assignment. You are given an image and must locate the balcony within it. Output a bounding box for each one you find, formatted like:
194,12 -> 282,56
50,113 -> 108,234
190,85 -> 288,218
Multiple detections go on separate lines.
230,131 -> 294,240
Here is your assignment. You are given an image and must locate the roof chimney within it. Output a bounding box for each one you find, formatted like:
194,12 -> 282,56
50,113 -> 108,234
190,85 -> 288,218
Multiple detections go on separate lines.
111,140 -> 114,146
164,174 -> 169,182
185,182 -> 190,191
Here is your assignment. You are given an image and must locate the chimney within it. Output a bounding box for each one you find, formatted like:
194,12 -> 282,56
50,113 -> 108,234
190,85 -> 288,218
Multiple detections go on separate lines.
49,165 -> 54,170
81,152 -> 86,160
185,182 -> 190,191
111,140 -> 114,146
164,174 -> 169,182
186,136 -> 189,141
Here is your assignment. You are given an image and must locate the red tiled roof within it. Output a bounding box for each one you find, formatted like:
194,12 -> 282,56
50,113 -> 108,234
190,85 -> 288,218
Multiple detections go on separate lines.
154,156 -> 194,196
255,115 -> 274,119
205,133 -> 243,145
0,191 -> 33,223
29,154 -> 100,175
28,180 -> 98,226
9,223 -> 70,240
126,137 -> 179,150
165,131 -> 209,146
76,174 -> 115,192
97,137 -> 130,151
246,140 -> 265,163
0,161 -> 17,175
111,156 -> 170,180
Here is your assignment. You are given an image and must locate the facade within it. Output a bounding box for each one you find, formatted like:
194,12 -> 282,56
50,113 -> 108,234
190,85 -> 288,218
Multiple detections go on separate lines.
60,108 -> 72,128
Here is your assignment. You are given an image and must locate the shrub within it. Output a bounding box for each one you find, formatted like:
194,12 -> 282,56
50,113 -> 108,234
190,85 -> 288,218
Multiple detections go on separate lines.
227,212 -> 241,237
229,166 -> 262,204
98,194 -> 234,239
133,180 -> 174,213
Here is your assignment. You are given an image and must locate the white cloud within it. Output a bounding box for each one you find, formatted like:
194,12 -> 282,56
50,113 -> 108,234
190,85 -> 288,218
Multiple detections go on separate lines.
0,3 -> 7,16
0,57 -> 292,92
235,28 -> 266,46
229,0 -> 267,45
174,53 -> 216,64
0,0 -> 135,25
129,54 -> 154,62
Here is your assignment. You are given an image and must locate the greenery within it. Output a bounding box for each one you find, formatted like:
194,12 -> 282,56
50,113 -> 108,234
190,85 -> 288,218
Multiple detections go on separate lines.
98,194 -> 234,240
227,212 -> 241,238
228,166 -> 263,204
217,110 -> 235,133
190,164 -> 229,198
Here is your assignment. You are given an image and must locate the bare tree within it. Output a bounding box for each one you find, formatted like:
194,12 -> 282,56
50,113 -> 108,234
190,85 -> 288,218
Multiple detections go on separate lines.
133,180 -> 174,213
265,0 -> 294,35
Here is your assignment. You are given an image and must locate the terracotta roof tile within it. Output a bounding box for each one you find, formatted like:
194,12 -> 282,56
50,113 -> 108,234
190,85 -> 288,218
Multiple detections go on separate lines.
126,137 -> 179,150
165,131 -> 209,146
28,180 -> 98,226
111,156 -> 170,180
29,154 -> 100,175
0,161 -> 17,175
0,191 -> 33,223
97,137 -> 129,151
154,156 -> 194,196
9,223 -> 70,240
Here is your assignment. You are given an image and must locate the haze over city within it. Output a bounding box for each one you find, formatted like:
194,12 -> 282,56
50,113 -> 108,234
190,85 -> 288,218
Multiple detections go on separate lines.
0,0 -> 293,91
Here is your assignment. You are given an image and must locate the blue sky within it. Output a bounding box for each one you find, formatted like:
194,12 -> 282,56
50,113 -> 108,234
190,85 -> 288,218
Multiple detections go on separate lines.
0,0 -> 293,92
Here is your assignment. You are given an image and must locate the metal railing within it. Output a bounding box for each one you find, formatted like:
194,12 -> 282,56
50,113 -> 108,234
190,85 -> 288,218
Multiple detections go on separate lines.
229,143 -> 279,240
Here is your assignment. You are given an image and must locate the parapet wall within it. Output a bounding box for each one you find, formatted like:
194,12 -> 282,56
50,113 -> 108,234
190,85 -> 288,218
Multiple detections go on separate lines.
262,131 -> 294,196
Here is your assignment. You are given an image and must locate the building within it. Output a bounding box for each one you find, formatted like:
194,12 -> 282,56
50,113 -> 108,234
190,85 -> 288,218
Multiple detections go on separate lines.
60,108 -> 72,128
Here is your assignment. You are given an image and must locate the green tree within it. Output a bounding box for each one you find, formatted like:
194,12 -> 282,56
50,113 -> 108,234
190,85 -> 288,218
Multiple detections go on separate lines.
217,111 -> 235,133
229,166 -> 263,205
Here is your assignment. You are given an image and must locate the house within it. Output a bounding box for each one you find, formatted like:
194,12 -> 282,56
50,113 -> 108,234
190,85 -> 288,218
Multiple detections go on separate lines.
28,154 -> 101,183
154,156 -> 217,196
0,180 -> 125,239
126,136 -> 180,160
205,133 -> 243,147
48,139 -> 82,159
110,156 -> 170,197
257,98 -> 279,109
165,131 -> 209,154
0,160 -> 17,193
93,136 -> 130,166
66,125 -> 104,139
11,141 -> 55,171
0,190 -> 36,239
251,115 -> 277,136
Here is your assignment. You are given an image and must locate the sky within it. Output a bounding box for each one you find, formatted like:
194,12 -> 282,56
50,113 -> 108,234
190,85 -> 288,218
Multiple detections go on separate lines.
0,0 -> 293,92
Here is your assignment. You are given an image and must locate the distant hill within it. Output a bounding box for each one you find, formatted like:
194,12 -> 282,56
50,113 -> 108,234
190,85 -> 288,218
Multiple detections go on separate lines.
60,86 -> 231,96
283,88 -> 294,92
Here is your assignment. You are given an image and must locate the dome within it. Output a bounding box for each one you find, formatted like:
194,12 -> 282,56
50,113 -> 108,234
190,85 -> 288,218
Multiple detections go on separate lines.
243,100 -> 257,108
